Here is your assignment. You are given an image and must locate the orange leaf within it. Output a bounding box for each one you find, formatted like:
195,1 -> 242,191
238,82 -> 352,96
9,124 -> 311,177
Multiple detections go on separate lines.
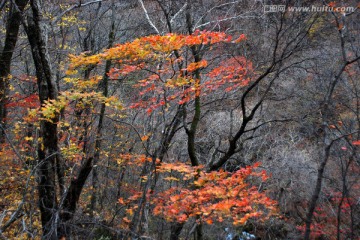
205,219 -> 213,224
141,135 -> 149,141
234,34 -> 247,43
328,2 -> 336,8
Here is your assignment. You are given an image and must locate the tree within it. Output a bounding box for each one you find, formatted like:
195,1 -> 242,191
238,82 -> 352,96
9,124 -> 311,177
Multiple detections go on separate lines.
1,1 -> 359,239
302,3 -> 360,238
0,0 -> 29,145
19,0 -> 122,238
66,27 -> 283,238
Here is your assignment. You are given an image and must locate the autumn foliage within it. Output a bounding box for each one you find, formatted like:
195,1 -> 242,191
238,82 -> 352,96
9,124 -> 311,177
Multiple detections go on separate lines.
67,31 -> 253,113
152,162 -> 277,225
2,0 -> 360,239
63,31 -> 278,229
117,160 -> 277,227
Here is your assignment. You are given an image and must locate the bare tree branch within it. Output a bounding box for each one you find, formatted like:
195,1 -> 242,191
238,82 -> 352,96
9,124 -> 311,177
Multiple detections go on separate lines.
194,13 -> 255,30
51,0 -> 104,24
0,0 -> 7,11
193,0 -> 244,30
138,0 -> 159,34
170,2 -> 187,24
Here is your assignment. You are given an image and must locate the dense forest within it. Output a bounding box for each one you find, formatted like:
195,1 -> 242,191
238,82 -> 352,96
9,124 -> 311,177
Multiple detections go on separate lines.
0,0 -> 359,239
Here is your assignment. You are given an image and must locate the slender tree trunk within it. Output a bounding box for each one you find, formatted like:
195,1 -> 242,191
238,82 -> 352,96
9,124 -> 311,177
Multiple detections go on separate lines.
90,7 -> 115,213
304,57 -> 359,240
0,0 -> 29,145
169,5 -> 203,239
59,157 -> 93,235
304,144 -> 331,240
186,64 -> 201,167
184,5 -> 200,167
26,0 -> 59,238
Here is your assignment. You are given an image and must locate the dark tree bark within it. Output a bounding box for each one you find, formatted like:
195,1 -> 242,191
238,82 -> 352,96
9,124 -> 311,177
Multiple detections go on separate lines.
184,3 -> 200,168
169,222 -> 184,240
184,49 -> 201,167
25,0 -> 59,238
0,0 -> 29,144
90,2 -> 116,214
25,0 -> 101,238
59,157 -> 93,235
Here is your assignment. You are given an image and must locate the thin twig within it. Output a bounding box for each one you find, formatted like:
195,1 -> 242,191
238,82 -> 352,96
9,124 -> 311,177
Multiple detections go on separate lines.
0,0 -> 7,11
170,2 -> 187,24
0,124 -> 25,163
0,152 -> 58,234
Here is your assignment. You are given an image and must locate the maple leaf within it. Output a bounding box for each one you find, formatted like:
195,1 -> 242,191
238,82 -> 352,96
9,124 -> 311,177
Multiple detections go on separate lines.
186,60 -> 208,72
118,198 -> 125,204
233,34 -> 247,43
328,1 -> 336,8
163,176 -> 180,181
177,214 -> 188,222
141,135 -> 149,141
122,217 -> 131,223
205,219 -> 213,224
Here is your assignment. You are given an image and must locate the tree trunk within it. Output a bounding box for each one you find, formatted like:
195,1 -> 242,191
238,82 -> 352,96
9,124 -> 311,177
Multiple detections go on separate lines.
59,157 -> 93,236
170,222 -> 184,240
25,0 -> 59,238
0,0 -> 29,144
303,144 -> 331,240
90,8 -> 115,214
304,57 -> 360,240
